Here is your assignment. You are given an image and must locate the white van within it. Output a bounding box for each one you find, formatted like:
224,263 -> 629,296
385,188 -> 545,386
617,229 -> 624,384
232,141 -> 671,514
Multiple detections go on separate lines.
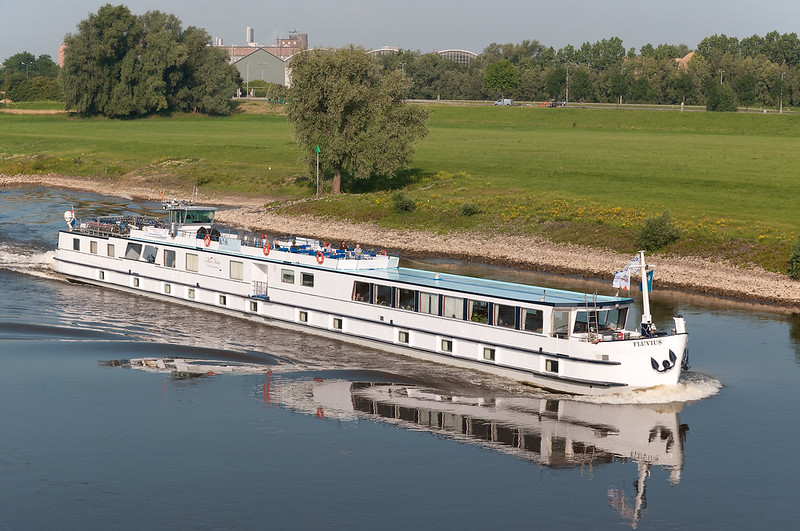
494,99 -> 513,106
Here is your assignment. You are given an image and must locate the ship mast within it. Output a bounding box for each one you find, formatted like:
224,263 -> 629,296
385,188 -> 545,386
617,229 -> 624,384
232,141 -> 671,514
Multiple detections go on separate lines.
638,250 -> 652,333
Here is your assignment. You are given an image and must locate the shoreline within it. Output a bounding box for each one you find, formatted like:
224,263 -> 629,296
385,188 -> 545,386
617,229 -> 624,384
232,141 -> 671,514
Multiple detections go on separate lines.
3,173 -> 799,310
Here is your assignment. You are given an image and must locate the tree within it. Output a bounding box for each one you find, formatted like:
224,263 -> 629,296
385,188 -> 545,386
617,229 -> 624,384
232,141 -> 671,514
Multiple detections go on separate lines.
483,59 -> 520,101
60,4 -> 139,115
672,72 -> 694,105
734,73 -> 757,109
60,4 -> 238,116
545,66 -> 566,98
287,46 -> 429,194
569,67 -> 592,102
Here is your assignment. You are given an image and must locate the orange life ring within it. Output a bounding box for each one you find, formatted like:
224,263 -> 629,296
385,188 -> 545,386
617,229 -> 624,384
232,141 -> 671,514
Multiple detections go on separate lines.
263,243 -> 271,256
204,234 -> 211,246
316,251 -> 324,264
378,250 -> 387,256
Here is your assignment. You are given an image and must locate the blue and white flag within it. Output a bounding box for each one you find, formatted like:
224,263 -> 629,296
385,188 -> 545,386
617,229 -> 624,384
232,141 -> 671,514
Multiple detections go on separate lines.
612,269 -> 630,290
639,269 -> 654,292
625,255 -> 639,270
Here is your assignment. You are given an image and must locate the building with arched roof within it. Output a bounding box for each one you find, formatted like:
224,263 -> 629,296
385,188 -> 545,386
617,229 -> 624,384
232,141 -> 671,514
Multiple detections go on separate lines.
367,46 -> 400,56
437,49 -> 478,65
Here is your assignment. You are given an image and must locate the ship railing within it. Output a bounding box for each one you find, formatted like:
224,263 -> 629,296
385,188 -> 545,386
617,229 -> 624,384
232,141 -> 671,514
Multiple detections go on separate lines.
178,225 -> 391,261
76,216 -> 131,237
251,281 -> 269,299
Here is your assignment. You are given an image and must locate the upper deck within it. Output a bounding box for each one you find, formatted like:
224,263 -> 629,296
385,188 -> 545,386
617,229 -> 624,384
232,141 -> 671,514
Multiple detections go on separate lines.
66,201 -> 631,309
354,266 -> 632,308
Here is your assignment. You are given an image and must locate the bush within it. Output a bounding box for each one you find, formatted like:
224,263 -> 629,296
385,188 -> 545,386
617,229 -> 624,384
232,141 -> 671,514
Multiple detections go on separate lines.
789,236 -> 800,279
458,202 -> 482,217
391,191 -> 416,213
636,210 -> 680,251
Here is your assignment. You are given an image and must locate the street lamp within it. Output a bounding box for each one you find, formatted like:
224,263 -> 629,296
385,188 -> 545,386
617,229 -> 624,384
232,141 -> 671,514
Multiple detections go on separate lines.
780,71 -> 785,114
315,145 -> 321,196
565,65 -> 569,106
20,61 -> 29,77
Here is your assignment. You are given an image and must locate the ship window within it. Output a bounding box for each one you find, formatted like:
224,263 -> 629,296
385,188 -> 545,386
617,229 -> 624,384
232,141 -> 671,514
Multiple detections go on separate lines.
419,292 -> 439,315
251,301 -> 258,312
352,281 -> 370,302
125,243 -> 142,260
299,310 -> 308,322
230,260 -> 244,280
164,250 -> 176,268
546,359 -> 559,373
574,311 -> 591,334
441,339 -> 453,352
397,288 -> 415,310
333,317 -> 342,329
483,347 -> 495,361
522,309 -> 544,333
219,295 -> 226,305
495,304 -> 516,328
398,331 -> 409,343
72,238 -> 80,251
375,285 -> 392,306
107,244 -> 115,257
552,310 -> 570,338
469,300 -> 489,323
186,253 -> 198,272
132,277 -> 140,288
187,288 -> 195,299
185,210 -> 215,224
597,308 -> 628,330
164,284 -> 171,294
142,245 -> 158,264
98,271 -> 105,280
301,272 -> 314,287
281,269 -> 295,284
90,241 -> 98,254
443,296 -> 464,320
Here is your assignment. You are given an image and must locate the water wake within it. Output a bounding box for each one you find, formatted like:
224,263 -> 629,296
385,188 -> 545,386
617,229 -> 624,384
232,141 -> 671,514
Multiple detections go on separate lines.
573,372 -> 722,405
0,243 -> 60,280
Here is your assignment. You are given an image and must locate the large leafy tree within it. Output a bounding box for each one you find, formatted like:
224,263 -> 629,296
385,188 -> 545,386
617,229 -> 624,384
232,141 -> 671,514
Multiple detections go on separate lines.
287,46 -> 429,194
60,3 -> 238,116
483,59 -> 520,101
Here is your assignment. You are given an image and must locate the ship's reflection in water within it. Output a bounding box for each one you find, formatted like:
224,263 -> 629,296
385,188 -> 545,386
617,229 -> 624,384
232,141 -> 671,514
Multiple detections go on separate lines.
112,357 -> 689,529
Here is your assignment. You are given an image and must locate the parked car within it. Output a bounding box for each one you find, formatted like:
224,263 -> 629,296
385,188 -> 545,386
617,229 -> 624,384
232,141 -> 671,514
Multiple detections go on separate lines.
549,99 -> 566,107
494,99 -> 513,106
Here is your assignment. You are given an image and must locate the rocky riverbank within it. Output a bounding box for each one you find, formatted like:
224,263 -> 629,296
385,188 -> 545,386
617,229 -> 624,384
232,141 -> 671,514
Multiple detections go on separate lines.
4,173 -> 799,309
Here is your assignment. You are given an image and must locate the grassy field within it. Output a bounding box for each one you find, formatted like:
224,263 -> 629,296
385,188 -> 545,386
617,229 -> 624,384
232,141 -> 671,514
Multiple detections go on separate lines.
1,103 -> 799,272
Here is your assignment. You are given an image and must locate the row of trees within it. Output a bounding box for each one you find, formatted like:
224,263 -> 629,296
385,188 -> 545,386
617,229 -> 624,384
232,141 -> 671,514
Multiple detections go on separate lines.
59,4 -> 239,116
0,52 -> 61,101
376,32 -> 800,109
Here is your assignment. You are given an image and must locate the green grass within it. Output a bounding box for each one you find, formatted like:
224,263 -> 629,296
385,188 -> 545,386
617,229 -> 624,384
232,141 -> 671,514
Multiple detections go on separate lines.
0,100 -> 65,111
1,104 -> 799,272
0,112 -> 303,196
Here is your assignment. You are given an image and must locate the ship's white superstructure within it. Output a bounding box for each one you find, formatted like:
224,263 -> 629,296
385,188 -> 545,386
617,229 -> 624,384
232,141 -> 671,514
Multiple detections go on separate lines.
55,200 -> 689,395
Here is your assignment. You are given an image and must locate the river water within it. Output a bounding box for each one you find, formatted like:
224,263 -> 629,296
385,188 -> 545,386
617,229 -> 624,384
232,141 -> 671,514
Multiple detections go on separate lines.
0,187 -> 797,530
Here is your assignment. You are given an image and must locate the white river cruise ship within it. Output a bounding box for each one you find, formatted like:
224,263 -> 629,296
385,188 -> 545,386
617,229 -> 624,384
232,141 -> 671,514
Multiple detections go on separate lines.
54,200 -> 689,395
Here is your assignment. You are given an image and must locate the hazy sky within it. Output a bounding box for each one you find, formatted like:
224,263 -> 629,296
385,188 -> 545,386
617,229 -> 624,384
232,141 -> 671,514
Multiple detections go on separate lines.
3,0 -> 800,62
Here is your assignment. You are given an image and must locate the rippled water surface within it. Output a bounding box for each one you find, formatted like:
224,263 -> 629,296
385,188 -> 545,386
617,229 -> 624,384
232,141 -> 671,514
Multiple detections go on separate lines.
1,187 -> 798,530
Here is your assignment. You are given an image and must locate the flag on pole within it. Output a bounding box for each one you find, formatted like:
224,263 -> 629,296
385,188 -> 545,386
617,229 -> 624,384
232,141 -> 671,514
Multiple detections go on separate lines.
639,269 -> 654,292
625,255 -> 639,270
612,269 -> 631,290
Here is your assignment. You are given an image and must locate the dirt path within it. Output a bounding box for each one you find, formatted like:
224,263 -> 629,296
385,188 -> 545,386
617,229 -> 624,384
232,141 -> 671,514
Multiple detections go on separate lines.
4,173 -> 800,309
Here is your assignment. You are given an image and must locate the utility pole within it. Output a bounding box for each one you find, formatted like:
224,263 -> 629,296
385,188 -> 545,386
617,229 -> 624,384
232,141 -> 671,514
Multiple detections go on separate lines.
780,71 -> 785,114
